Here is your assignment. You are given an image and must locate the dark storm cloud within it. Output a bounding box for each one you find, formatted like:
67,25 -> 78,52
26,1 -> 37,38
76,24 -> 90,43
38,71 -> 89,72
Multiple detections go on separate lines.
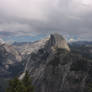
0,0 -> 92,41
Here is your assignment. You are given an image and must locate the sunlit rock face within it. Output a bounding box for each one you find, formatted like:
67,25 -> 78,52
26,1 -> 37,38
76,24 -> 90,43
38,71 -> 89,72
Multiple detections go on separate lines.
13,33 -> 70,56
45,33 -> 70,52
25,33 -> 70,72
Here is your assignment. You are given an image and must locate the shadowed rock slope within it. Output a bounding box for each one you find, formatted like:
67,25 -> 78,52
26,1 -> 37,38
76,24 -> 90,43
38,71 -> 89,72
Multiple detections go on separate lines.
23,34 -> 91,92
0,43 -> 23,78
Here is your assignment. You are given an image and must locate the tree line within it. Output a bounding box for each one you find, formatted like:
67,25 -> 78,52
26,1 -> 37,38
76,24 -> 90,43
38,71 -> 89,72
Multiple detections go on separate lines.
6,71 -> 34,92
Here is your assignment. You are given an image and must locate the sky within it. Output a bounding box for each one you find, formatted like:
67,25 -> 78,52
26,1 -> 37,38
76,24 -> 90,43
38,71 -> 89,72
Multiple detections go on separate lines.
0,0 -> 92,42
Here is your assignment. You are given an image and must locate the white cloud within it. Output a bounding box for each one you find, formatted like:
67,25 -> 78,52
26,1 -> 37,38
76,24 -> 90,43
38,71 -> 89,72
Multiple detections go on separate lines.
68,38 -> 76,43
0,0 -> 92,41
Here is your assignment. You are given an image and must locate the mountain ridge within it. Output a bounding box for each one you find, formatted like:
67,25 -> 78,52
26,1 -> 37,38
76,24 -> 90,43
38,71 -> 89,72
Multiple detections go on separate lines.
0,33 -> 92,92
13,33 -> 70,55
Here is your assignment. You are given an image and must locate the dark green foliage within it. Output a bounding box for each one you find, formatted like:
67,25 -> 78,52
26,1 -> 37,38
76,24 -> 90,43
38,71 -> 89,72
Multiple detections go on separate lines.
22,71 -> 34,92
6,77 -> 26,92
88,83 -> 92,92
6,71 -> 34,92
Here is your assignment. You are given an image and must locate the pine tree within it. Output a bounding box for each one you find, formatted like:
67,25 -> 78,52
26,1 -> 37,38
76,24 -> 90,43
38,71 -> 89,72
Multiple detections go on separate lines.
6,77 -> 26,92
6,71 -> 34,92
22,71 -> 34,92
88,83 -> 92,92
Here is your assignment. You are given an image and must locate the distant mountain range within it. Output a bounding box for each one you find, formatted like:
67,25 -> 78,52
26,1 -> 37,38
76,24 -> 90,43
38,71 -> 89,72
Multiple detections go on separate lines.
13,37 -> 49,55
0,33 -> 92,92
0,43 -> 22,78
70,41 -> 92,46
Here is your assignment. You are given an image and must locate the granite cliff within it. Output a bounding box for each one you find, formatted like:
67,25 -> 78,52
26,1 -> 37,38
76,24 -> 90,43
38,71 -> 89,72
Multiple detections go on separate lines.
22,34 -> 90,92
0,33 -> 92,92
0,43 -> 22,78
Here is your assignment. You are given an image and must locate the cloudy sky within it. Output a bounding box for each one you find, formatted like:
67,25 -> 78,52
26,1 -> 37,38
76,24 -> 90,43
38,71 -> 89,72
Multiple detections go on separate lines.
0,0 -> 92,42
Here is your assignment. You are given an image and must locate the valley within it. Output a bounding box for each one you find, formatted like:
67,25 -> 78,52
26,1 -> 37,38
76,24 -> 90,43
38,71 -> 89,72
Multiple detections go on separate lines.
0,33 -> 92,92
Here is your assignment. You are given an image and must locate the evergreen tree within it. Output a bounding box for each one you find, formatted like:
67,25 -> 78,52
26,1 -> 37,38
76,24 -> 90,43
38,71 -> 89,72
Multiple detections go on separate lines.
88,83 -> 92,92
6,77 -> 26,92
22,71 -> 34,92
6,71 -> 34,92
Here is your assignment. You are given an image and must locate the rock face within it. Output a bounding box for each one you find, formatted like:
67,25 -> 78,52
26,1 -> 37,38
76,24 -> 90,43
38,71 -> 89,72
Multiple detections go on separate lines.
24,33 -> 70,72
13,34 -> 70,55
24,48 -> 90,92
45,33 -> 70,51
0,43 -> 22,77
22,34 -> 90,92
0,33 -> 91,92
13,38 -> 49,55
32,50 -> 89,92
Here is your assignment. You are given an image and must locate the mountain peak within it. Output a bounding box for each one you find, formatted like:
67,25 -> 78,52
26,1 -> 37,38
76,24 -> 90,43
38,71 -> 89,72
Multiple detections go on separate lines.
50,33 -> 65,40
46,33 -> 70,51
